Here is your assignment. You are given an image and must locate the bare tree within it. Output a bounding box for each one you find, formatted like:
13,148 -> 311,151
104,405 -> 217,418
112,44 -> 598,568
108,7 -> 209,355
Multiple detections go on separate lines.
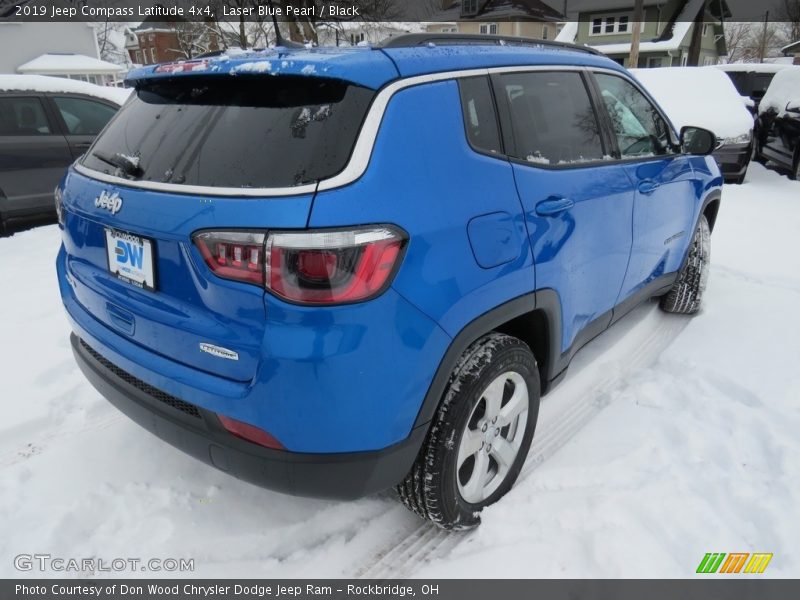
723,22 -> 755,63
778,0 -> 800,42
722,21 -> 791,63
171,21 -> 222,58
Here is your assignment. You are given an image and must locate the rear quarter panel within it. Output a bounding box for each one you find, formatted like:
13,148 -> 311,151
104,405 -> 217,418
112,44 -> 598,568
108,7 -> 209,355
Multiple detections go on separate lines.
309,80 -> 534,337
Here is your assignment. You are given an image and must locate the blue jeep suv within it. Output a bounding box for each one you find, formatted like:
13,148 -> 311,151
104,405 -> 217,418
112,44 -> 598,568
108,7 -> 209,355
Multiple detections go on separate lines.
56,34 -> 722,529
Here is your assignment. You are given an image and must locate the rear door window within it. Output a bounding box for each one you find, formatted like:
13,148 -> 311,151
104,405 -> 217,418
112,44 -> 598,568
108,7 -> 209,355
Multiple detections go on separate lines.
81,75 -> 375,189
52,96 -> 118,135
0,97 -> 52,135
497,71 -> 605,166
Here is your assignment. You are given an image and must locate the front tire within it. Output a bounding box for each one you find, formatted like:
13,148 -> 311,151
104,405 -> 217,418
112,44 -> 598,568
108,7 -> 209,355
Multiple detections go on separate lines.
397,333 -> 540,530
660,215 -> 711,315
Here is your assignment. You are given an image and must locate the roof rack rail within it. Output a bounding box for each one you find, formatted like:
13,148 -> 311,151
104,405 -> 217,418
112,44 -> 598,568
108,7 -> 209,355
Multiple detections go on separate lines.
377,33 -> 603,56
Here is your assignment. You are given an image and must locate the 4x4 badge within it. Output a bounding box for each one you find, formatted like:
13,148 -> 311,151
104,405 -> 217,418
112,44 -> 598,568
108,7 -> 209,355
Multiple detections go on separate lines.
95,190 -> 123,215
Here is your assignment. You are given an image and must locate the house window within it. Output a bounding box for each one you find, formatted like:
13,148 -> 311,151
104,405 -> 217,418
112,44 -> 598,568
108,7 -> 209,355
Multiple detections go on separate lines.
479,23 -> 498,35
350,32 -> 365,45
542,25 -> 548,40
647,57 -> 663,68
703,56 -> 716,66
151,47 -> 157,63
702,24 -> 709,36
590,14 -> 642,36
135,50 -> 142,64
462,0 -> 479,16
440,27 -> 457,33
681,54 -> 688,66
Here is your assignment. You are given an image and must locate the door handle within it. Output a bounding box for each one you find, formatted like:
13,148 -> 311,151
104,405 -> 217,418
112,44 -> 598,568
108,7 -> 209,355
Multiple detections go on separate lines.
638,179 -> 661,195
535,196 -> 574,217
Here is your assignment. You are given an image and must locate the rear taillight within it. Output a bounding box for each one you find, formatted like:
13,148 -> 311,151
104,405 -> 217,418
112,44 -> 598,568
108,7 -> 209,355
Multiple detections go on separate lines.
218,414 -> 283,450
192,226 -> 406,305
266,227 -> 405,304
54,186 -> 64,228
193,231 -> 267,285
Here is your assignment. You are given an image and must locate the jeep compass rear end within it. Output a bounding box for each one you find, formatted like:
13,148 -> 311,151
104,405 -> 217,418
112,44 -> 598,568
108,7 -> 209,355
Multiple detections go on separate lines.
58,37 -> 722,530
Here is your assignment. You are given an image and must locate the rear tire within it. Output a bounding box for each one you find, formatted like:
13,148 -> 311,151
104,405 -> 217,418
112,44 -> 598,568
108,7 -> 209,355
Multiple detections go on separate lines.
397,333 -> 540,530
660,215 -> 711,315
790,149 -> 800,181
753,139 -> 766,165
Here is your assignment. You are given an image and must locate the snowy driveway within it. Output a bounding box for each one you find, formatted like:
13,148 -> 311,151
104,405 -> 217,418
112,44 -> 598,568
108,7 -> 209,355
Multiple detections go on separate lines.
1,163 -> 798,578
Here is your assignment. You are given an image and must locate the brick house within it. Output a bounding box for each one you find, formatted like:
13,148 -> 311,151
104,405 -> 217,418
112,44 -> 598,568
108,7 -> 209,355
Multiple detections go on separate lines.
125,17 -> 220,66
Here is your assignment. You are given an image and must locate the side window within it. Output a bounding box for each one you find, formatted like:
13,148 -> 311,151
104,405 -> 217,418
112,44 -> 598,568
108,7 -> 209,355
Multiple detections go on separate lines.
0,97 -> 52,136
499,71 -> 604,166
458,76 -> 502,156
594,73 -> 676,158
52,96 -> 117,136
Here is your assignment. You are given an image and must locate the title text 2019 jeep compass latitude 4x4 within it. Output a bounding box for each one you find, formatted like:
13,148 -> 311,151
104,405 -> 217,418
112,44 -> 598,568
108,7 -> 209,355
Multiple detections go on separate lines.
56,34 -> 722,529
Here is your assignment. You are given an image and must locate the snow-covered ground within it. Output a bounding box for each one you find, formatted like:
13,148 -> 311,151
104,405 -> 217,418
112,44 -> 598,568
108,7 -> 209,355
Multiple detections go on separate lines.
1,163 -> 798,578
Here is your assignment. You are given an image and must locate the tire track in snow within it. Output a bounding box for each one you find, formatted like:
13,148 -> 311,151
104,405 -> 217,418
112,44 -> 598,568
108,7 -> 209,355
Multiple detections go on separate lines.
355,304 -> 690,579
0,412 -> 123,468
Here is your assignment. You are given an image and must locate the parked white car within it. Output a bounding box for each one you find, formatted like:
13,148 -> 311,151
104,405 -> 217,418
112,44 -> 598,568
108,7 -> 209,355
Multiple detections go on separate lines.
632,67 -> 755,184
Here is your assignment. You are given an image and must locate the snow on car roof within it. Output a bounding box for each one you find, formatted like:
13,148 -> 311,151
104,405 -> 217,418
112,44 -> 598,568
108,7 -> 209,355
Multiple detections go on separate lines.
0,75 -> 131,105
631,67 -> 754,139
759,67 -> 800,115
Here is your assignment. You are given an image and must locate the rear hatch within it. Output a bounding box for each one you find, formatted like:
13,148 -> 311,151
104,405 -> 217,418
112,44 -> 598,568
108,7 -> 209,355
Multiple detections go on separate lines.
61,72 -> 376,382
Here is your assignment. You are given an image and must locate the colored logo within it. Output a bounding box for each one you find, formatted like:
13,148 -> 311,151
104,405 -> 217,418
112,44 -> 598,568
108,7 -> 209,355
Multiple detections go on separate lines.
697,552 -> 773,574
115,240 -> 144,269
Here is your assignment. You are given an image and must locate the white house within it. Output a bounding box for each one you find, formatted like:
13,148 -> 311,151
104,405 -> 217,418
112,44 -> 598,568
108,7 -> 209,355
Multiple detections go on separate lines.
0,21 -> 124,85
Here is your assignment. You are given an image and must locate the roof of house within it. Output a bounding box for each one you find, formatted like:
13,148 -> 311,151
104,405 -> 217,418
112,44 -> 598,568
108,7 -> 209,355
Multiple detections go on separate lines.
17,53 -> 125,75
432,0 -> 564,22
783,40 -> 800,54
126,42 -> 623,90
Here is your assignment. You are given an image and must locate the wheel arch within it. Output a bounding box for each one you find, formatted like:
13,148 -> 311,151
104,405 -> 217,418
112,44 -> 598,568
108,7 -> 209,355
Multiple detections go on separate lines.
702,193 -> 722,233
413,290 -> 562,429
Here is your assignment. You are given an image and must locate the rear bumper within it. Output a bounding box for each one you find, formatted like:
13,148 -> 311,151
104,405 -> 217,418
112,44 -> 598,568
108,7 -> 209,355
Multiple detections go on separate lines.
72,333 -> 425,499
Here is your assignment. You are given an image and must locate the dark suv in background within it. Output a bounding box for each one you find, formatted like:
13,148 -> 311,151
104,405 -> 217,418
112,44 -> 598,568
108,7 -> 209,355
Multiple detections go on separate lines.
717,63 -> 791,114
754,67 -> 800,179
0,75 -> 127,235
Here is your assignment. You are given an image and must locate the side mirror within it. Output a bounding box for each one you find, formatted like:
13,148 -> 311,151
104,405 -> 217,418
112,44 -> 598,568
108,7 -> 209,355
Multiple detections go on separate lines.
680,126 -> 717,156
786,101 -> 800,114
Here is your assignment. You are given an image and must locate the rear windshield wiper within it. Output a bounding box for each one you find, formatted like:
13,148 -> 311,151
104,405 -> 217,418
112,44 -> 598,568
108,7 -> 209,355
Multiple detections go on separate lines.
91,150 -> 142,178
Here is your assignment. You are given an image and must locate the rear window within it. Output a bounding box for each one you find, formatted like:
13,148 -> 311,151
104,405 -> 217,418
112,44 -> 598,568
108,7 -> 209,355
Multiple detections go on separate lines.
81,75 -> 374,189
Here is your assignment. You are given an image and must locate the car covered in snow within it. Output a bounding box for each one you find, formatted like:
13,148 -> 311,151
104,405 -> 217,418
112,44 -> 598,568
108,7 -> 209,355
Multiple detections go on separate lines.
754,66 -> 800,180
716,62 -> 793,114
0,75 -> 130,235
55,34 -> 723,529
632,67 -> 755,184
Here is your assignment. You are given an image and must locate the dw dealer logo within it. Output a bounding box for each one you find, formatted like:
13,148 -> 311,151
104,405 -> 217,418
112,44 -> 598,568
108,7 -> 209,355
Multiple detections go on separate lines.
696,552 -> 773,574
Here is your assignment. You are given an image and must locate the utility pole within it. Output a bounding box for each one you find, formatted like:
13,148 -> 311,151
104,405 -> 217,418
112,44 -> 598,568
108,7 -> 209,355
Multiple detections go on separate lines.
629,0 -> 644,68
759,10 -> 769,63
